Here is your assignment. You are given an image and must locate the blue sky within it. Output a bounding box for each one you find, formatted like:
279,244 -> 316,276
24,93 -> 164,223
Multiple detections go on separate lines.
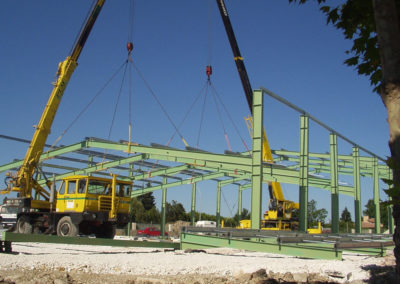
0,1 -> 390,221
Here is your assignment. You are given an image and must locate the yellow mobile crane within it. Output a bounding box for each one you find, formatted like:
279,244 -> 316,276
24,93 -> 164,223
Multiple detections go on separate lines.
216,0 -> 300,231
2,0 -> 132,238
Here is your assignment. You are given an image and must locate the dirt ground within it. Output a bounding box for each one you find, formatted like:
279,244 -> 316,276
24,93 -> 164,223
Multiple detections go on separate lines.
0,242 -> 397,284
0,265 -> 397,284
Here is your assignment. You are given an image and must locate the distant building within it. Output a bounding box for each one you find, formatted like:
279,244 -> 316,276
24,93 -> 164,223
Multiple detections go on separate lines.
361,216 -> 383,234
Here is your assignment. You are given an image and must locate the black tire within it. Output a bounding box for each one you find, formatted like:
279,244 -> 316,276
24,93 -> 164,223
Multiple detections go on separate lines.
57,216 -> 78,237
96,222 -> 116,239
17,216 -> 32,234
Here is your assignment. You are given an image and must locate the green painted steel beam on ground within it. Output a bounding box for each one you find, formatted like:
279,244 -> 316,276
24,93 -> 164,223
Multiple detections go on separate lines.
180,233 -> 342,260
3,232 -> 179,249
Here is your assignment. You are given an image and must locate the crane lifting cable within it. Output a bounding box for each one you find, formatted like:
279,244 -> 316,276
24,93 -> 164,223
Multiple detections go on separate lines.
130,60 -> 189,147
49,60 -> 128,151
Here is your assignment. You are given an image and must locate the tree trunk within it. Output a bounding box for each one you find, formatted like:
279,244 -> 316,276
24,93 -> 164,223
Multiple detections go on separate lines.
372,0 -> 400,277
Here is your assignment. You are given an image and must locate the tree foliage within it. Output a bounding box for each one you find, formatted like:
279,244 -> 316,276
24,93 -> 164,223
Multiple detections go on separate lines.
166,200 -> 189,223
307,199 -> 328,226
137,192 -> 156,211
341,207 -> 352,223
363,198 -> 389,229
288,0 -> 398,91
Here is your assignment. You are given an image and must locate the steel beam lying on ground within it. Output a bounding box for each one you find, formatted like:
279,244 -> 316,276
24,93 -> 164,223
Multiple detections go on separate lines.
181,232 -> 343,260
2,232 -> 179,249
181,227 -> 393,259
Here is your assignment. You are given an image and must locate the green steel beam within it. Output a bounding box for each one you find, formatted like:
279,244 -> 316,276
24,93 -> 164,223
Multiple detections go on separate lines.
181,233 -> 342,260
217,182 -> 222,227
87,140 -> 252,171
238,185 -> 243,220
191,182 -> 197,226
131,172 -> 226,197
38,153 -> 147,185
161,176 -> 168,239
251,90 -> 263,230
353,147 -> 362,233
373,156 -> 381,234
330,133 -> 339,234
131,164 -> 189,181
299,115 -> 309,232
0,141 -> 88,173
3,232 -> 179,249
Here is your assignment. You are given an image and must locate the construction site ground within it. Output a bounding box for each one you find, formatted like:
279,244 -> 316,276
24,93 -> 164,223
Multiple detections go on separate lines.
0,241 -> 396,284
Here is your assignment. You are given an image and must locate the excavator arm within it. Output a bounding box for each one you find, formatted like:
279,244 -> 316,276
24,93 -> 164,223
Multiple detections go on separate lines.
215,0 -> 299,211
7,0 -> 106,201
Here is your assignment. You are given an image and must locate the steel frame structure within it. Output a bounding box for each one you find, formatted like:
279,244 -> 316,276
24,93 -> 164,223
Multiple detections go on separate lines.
0,89 -> 392,236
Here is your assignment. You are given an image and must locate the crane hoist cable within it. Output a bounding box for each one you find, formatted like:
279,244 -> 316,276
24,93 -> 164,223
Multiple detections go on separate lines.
166,81 -> 208,146
209,81 -> 251,155
107,61 -> 129,140
209,81 -> 232,152
196,82 -> 209,148
127,0 -> 135,151
48,60 -> 128,151
130,59 -> 189,147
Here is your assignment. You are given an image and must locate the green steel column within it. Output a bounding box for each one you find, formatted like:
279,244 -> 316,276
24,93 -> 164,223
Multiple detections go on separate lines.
330,133 -> 339,234
388,169 -> 394,234
128,164 -> 134,236
353,147 -> 362,233
299,115 -> 309,232
388,202 -> 394,234
217,182 -> 222,228
161,176 -> 168,238
88,155 -> 94,176
373,156 -> 381,233
238,185 -> 243,221
191,182 -> 197,226
251,90 -> 263,230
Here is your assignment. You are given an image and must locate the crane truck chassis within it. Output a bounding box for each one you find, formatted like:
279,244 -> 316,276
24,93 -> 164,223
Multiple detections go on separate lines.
7,175 -> 132,238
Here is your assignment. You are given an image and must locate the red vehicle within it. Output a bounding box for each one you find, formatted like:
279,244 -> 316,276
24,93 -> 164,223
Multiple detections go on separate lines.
137,227 -> 168,237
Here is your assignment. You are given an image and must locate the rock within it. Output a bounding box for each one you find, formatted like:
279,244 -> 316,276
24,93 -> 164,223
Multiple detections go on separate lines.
184,249 -> 206,253
250,269 -> 267,279
292,272 -> 308,283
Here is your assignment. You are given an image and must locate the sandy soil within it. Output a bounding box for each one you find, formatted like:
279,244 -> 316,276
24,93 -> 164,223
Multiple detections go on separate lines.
0,242 -> 396,283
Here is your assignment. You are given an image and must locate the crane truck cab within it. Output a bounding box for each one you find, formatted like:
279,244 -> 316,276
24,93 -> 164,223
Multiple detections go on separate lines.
15,175 -> 132,238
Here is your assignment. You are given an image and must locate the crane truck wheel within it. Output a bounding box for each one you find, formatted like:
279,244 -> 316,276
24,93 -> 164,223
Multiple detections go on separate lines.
57,216 -> 78,237
16,216 -> 32,234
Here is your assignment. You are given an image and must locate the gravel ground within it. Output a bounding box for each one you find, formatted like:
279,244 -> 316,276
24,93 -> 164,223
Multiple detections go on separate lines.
0,242 -> 396,283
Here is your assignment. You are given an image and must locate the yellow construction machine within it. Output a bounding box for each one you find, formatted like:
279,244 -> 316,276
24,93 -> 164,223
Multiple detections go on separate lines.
1,0 -> 132,238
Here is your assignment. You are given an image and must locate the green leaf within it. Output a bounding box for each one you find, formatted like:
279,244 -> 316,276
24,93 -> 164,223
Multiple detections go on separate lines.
382,178 -> 394,186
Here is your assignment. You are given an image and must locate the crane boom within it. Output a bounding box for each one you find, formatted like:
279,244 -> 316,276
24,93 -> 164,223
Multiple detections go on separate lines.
215,0 -> 253,113
12,0 -> 106,201
215,0 -> 299,221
